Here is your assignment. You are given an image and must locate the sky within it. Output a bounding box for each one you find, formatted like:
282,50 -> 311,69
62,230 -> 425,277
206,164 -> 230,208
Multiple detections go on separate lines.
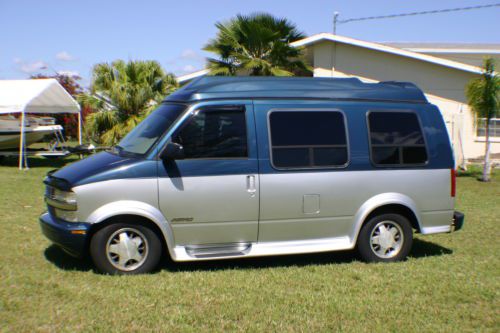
1,0 -> 499,87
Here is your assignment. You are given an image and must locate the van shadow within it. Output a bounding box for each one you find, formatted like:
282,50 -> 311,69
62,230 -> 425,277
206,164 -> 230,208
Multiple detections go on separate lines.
0,155 -> 75,169
160,238 -> 453,272
162,249 -> 357,272
408,238 -> 453,259
43,238 -> 452,273
44,245 -> 94,272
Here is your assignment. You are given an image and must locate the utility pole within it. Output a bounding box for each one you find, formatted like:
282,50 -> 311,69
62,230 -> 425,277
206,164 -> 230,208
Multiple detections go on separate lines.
333,12 -> 339,34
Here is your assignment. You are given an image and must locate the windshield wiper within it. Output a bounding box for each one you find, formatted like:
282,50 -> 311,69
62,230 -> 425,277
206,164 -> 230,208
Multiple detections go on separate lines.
111,145 -> 141,158
109,145 -> 123,155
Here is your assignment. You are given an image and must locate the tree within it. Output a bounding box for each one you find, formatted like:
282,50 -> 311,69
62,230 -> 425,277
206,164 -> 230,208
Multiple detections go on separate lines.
79,60 -> 178,145
32,73 -> 83,95
466,58 -> 500,181
204,13 -> 311,76
31,73 -> 89,138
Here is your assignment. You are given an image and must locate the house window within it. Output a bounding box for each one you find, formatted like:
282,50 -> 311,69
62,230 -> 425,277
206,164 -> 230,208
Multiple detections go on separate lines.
174,109 -> 248,159
368,111 -> 428,166
476,118 -> 500,138
269,111 -> 348,169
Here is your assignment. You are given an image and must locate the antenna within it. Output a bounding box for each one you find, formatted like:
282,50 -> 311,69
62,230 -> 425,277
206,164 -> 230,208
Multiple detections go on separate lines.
333,12 -> 339,34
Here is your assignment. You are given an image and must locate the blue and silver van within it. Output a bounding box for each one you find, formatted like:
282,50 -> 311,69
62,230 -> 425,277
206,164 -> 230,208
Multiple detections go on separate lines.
40,77 -> 464,274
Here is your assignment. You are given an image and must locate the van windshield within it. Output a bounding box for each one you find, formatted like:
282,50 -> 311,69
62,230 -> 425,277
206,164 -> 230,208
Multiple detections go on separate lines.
115,103 -> 186,156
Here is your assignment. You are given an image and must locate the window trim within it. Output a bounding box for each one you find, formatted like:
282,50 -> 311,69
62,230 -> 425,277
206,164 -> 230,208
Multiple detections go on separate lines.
366,109 -> 430,168
475,117 -> 500,140
165,104 -> 250,161
267,108 -> 351,171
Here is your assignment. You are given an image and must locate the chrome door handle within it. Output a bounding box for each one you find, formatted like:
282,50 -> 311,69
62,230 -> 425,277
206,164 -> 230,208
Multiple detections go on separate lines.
246,175 -> 256,194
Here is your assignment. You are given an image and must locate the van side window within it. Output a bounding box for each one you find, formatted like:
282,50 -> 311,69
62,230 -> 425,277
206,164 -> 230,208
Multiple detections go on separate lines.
174,109 -> 247,158
368,112 -> 428,166
269,111 -> 348,169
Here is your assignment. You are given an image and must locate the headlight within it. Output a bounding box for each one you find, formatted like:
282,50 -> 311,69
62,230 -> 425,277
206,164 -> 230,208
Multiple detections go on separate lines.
53,188 -> 77,204
46,187 -> 77,205
45,186 -> 78,217
54,208 -> 78,222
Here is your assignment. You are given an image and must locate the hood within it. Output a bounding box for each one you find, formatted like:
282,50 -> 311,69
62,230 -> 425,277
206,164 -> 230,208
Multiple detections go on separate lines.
46,152 -> 157,189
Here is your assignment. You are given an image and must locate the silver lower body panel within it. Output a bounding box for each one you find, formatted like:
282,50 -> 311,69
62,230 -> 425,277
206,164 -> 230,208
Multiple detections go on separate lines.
172,236 -> 352,261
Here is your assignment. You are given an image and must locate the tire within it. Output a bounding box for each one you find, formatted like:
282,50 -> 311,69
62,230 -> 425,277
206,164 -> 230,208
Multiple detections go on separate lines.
357,213 -> 413,263
90,222 -> 162,275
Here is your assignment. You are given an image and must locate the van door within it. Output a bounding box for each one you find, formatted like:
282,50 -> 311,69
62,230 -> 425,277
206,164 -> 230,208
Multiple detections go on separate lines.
255,104 -> 354,243
157,103 -> 259,246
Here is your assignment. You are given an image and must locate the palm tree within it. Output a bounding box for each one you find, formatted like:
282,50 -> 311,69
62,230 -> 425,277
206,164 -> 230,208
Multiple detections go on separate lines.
204,13 -> 311,76
466,58 -> 499,181
79,60 -> 178,145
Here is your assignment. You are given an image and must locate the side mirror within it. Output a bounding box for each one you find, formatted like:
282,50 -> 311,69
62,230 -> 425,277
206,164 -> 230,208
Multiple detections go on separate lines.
160,142 -> 185,160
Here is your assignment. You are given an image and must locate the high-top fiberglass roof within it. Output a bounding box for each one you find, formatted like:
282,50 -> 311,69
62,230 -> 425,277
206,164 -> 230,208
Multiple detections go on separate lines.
166,77 -> 428,103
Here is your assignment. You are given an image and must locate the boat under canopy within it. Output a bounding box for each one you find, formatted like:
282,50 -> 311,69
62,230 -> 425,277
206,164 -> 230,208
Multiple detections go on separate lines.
0,79 -> 81,169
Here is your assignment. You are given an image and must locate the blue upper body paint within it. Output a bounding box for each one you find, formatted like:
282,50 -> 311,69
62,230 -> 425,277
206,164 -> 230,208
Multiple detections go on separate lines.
167,77 -> 428,104
48,77 -> 454,189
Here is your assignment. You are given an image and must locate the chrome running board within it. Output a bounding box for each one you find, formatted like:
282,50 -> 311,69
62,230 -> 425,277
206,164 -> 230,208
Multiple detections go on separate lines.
185,243 -> 252,258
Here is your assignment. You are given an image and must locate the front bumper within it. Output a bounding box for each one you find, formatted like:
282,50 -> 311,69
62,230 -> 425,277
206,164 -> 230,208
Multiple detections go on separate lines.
39,212 -> 91,257
451,211 -> 465,232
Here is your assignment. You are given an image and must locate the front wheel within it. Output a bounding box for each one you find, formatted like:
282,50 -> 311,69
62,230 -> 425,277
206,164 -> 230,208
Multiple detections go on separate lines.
90,222 -> 162,274
357,214 -> 413,263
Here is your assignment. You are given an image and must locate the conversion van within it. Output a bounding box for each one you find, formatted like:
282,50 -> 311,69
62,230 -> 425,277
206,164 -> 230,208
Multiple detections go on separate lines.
40,77 -> 464,274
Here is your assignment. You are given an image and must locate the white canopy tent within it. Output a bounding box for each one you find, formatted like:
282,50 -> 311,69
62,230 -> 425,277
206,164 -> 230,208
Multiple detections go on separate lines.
0,79 -> 81,169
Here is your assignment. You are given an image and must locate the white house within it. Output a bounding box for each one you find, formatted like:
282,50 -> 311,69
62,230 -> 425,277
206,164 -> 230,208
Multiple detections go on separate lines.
177,33 -> 500,165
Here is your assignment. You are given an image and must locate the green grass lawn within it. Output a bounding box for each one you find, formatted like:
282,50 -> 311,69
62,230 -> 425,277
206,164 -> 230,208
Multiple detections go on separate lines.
0,157 -> 498,332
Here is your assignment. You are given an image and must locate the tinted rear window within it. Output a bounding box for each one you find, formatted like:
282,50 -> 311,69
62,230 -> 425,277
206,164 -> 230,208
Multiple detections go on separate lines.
269,111 -> 348,169
368,112 -> 427,166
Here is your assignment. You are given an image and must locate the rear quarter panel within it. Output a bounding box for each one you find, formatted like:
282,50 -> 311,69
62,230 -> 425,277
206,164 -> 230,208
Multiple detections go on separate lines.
254,100 -> 455,243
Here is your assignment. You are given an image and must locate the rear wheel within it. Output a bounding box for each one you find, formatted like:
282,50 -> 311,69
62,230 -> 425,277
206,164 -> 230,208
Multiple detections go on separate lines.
90,222 -> 162,275
357,213 -> 413,263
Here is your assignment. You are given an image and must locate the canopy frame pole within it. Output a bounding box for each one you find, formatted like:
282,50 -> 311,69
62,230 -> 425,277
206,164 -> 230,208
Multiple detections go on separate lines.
18,111 -> 26,170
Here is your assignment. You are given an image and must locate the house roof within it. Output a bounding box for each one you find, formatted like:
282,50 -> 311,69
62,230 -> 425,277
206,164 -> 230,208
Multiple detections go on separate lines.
290,33 -> 485,75
380,42 -> 500,54
165,76 -> 428,103
177,69 -> 210,84
175,33 -> 491,83
0,79 -> 80,114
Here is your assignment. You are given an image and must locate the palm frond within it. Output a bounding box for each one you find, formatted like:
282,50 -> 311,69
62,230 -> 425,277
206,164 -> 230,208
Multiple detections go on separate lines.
206,58 -> 236,76
466,58 -> 500,119
82,59 -> 180,144
269,67 -> 293,77
204,12 -> 311,77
